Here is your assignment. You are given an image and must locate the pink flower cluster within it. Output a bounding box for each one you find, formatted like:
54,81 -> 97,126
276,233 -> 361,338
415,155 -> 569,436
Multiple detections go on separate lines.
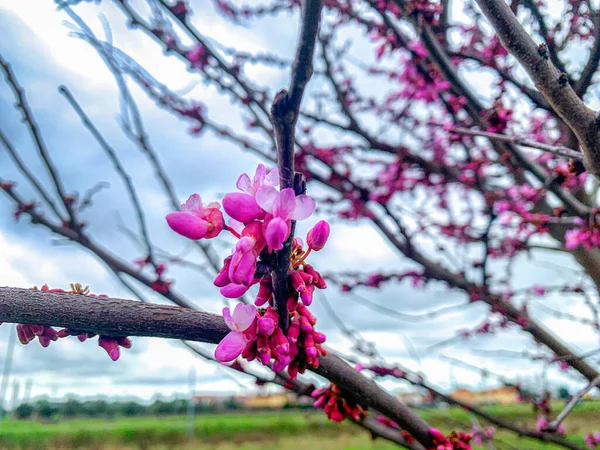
565,217 -> 600,250
13,284 -> 132,361
166,164 -> 329,378
213,295 -> 327,379
311,382 -> 367,423
471,426 -> 495,446
376,416 -> 416,443
585,432 -> 600,449
429,428 -> 472,450
536,415 -> 566,435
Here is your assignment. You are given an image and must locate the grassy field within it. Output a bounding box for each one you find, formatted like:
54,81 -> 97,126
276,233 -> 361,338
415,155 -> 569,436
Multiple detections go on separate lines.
0,401 -> 597,449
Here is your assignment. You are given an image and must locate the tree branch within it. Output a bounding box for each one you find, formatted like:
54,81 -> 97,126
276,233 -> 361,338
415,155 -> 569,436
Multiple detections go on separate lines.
473,0 -> 600,177
0,286 -> 435,448
270,0 -> 323,332
545,373 -> 600,433
448,127 -> 584,160
0,53 -> 79,229
0,287 -> 225,342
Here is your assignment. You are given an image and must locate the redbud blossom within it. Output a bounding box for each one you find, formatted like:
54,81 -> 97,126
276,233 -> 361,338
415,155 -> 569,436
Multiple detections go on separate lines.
312,383 -> 366,423
306,220 -> 330,251
222,164 -> 279,224
585,431 -> 600,449
256,187 -> 315,251
98,336 -> 131,361
166,194 -> 223,240
215,303 -> 257,362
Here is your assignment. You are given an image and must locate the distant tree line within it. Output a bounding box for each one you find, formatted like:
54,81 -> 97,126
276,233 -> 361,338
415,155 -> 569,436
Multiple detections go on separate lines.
12,397 -> 245,420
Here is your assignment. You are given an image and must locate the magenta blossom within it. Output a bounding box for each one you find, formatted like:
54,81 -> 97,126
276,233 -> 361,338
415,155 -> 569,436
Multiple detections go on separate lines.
166,194 -> 223,240
228,222 -> 265,286
215,303 -> 257,362
98,336 -> 132,361
257,187 -> 315,251
222,164 -> 279,224
237,164 -> 279,196
585,431 -> 600,449
306,220 -> 330,251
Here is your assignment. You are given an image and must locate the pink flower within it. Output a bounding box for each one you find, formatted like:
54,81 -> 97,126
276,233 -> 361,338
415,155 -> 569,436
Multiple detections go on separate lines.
585,431 -> 600,449
307,220 -> 330,251
237,164 -> 280,196
215,303 -> 257,362
222,193 -> 264,224
228,222 -> 266,286
257,188 -> 315,250
166,194 -> 223,240
98,336 -> 131,361
220,283 -> 250,298
535,415 -> 548,433
222,165 -> 279,224
186,44 -> 209,70
532,286 -> 545,296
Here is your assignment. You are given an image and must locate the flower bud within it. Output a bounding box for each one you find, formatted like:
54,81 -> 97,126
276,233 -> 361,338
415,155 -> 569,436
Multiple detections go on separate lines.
258,317 -> 275,336
255,279 -> 272,306
306,220 -> 330,251
214,256 -> 233,287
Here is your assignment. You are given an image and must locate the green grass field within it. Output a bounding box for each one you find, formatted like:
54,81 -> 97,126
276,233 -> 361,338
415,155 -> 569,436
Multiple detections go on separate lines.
0,401 -> 598,449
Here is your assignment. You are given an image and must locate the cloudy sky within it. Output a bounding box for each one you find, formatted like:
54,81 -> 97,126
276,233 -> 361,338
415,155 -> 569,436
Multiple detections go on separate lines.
0,0 -> 598,407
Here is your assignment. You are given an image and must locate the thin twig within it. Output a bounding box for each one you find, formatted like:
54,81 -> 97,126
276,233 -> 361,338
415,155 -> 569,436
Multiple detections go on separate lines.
545,373 -> 600,432
448,127 -> 584,161
59,85 -> 157,270
0,129 -> 64,220
0,53 -> 79,229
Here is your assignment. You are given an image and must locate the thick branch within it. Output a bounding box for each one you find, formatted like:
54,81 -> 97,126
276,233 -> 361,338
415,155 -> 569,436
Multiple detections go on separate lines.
0,286 -> 435,448
474,0 -> 600,176
0,287 -> 226,342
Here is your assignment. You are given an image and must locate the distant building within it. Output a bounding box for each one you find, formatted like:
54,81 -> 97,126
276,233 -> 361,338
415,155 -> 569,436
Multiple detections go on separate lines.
395,391 -> 425,407
237,393 -> 294,409
450,386 -> 518,405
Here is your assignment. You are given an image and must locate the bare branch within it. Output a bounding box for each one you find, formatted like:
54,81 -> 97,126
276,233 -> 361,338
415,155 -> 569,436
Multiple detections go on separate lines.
448,127 -> 584,160
0,53 -> 79,228
59,85 -> 157,270
545,373 -> 600,432
0,287 -> 224,342
0,128 -> 64,220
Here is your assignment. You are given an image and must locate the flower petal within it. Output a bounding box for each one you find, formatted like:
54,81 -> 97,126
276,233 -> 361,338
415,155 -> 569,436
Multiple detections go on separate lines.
222,306 -> 236,331
223,193 -> 263,224
265,167 -> 280,186
255,185 -> 278,213
253,164 -> 267,186
273,188 -> 296,220
231,303 -> 257,331
236,173 -> 252,194
228,218 -> 245,235
166,212 -> 209,240
181,194 -> 204,215
215,331 -> 248,362
229,249 -> 256,285
220,283 -> 250,298
265,217 -> 289,251
292,195 -> 316,220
